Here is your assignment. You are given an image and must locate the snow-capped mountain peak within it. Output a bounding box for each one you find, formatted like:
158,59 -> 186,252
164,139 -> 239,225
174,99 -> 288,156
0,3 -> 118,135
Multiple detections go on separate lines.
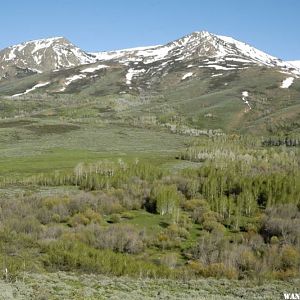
91,30 -> 296,72
215,35 -> 279,64
0,36 -> 96,77
3,37 -> 64,60
0,30 -> 299,83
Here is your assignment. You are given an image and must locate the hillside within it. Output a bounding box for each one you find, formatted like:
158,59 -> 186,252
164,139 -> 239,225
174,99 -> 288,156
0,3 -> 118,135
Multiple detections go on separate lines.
0,31 -> 299,299
0,31 -> 299,135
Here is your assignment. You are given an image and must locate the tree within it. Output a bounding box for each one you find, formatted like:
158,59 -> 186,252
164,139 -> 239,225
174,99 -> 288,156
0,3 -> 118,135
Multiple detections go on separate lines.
152,185 -> 181,222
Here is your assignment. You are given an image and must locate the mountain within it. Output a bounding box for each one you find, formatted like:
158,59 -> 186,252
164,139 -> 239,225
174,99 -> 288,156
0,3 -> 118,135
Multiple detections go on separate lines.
88,31 -> 299,92
287,60 -> 300,69
0,37 -> 95,79
1,31 -> 299,82
93,31 -> 293,70
0,31 -> 299,135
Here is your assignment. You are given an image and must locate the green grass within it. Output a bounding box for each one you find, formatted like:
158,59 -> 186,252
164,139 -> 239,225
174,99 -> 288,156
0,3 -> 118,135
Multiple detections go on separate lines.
0,115 -> 189,179
116,210 -> 202,263
1,58 -> 300,135
0,147 -> 186,180
124,210 -> 168,231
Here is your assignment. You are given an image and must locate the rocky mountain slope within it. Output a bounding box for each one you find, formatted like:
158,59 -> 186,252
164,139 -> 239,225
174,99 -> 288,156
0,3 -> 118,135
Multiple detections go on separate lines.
93,31 -> 297,71
1,31 -> 299,83
0,37 -> 95,79
0,31 -> 299,134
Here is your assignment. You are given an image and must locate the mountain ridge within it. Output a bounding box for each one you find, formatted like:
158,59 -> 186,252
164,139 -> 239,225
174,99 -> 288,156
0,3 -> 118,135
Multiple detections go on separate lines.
0,30 -> 299,136
1,31 -> 299,81
0,36 -> 95,79
90,31 -> 299,72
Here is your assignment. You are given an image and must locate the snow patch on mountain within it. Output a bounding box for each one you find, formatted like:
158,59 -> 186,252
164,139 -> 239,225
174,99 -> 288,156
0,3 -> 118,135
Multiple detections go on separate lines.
182,72 -> 193,80
58,74 -> 88,92
11,82 -> 50,97
28,68 -> 42,74
126,68 -> 146,85
92,45 -> 161,63
5,50 -> 17,61
280,77 -> 294,89
242,91 -> 251,110
225,57 -> 252,63
286,61 -> 300,70
64,74 -> 86,88
199,65 -> 236,71
80,64 -> 109,73
211,73 -> 223,77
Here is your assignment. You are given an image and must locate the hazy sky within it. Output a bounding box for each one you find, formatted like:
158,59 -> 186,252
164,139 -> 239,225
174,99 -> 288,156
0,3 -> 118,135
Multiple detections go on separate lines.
1,0 -> 299,60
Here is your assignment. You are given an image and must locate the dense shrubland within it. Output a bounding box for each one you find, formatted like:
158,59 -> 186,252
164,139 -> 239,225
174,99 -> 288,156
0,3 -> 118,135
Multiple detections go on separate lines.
0,135 -> 299,282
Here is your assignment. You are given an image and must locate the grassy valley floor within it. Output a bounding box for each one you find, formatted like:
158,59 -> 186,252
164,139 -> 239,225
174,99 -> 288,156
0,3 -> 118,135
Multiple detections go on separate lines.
0,91 -> 299,299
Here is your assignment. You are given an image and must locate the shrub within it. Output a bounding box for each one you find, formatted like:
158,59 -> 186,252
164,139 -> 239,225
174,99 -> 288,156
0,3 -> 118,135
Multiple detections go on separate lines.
280,245 -> 300,270
177,213 -> 193,231
160,253 -> 178,268
261,204 -> 300,245
190,202 -> 212,224
202,211 -> 222,223
202,220 -> 225,233
67,192 -> 98,214
42,196 -> 70,209
68,209 -> 103,227
51,204 -> 70,223
187,231 -> 226,264
270,236 -> 279,245
165,224 -> 189,239
121,211 -> 135,219
7,216 -> 43,238
36,207 -> 53,225
68,213 -> 89,227
110,214 -> 121,223
182,198 -> 209,212
155,232 -> 181,250
96,193 -> 124,215
43,240 -> 173,278
51,213 -> 61,223
245,233 -> 265,252
185,179 -> 200,198
187,260 -> 205,275
84,224 -> 145,254
205,263 -> 238,279
84,208 -> 103,224
236,249 -> 258,273
40,225 -> 65,241
187,260 -> 238,279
